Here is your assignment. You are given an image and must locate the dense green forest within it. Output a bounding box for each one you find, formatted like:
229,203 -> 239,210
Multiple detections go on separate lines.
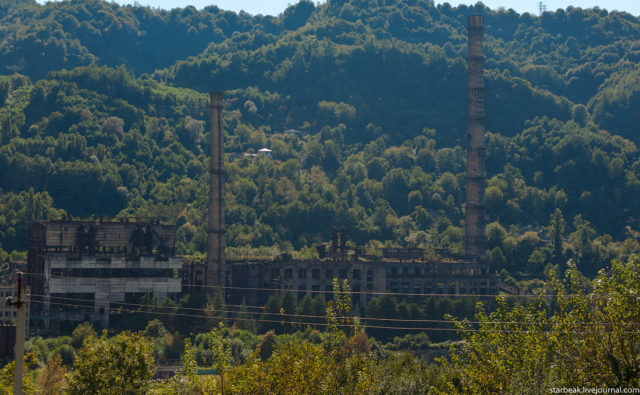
1,0 -> 640,281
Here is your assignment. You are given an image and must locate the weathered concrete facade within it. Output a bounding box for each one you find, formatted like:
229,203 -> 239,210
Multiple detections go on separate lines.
465,15 -> 487,256
181,258 -> 206,294
225,249 -> 498,307
27,219 -> 181,330
0,285 -> 30,335
207,91 -> 226,294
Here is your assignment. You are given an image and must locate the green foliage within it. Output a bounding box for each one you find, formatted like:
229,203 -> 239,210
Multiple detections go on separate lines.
440,255 -> 640,393
590,67 -> 640,141
36,354 -> 67,395
370,353 -> 451,395
384,332 -> 431,352
0,361 -> 36,395
365,294 -> 481,343
150,337 -> 213,395
25,335 -> 75,368
66,331 -> 156,395
206,324 -> 232,392
228,339 -> 375,394
236,298 -> 257,334
71,321 -> 96,349
280,289 -> 297,333
259,292 -> 282,333
205,290 -> 226,328
0,0 -> 640,279
548,208 -> 566,264
143,319 -> 168,339
326,278 -> 360,337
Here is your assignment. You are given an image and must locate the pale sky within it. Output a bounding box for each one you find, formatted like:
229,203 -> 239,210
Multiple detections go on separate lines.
106,0 -> 639,17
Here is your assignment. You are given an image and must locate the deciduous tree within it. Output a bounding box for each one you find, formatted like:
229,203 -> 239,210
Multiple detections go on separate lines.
66,331 -> 155,395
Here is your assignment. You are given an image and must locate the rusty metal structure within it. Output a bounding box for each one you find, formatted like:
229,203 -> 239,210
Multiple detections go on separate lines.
206,91 -> 225,294
465,15 -> 487,257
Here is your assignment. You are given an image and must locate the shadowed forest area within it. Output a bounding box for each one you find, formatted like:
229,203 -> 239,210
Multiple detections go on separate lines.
2,0 -> 640,279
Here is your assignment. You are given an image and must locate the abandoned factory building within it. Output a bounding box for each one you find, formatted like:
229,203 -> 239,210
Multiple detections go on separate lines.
27,219 -> 499,331
225,248 -> 498,307
185,229 -> 499,307
27,218 -> 182,331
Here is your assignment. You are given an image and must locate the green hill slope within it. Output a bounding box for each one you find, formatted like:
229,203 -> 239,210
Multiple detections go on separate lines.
1,0 -> 640,277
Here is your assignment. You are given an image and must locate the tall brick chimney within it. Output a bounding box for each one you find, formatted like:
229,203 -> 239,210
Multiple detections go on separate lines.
206,91 -> 225,294
465,15 -> 486,257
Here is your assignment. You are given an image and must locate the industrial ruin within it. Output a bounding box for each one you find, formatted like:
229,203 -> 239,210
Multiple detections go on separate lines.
23,15 -> 499,331
212,14 -> 497,305
224,230 -> 497,308
196,15 -> 498,307
0,285 -> 29,332
465,14 -> 487,256
27,218 -> 182,331
206,91 -> 226,297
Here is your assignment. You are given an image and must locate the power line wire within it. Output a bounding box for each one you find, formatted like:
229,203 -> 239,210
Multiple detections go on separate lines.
26,293 -> 640,328
22,271 -> 624,299
29,299 -> 640,335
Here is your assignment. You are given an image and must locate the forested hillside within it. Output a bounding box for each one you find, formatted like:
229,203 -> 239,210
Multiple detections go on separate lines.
1,0 -> 640,279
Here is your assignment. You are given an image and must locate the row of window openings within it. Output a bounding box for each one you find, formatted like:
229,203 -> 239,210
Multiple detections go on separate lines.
181,270 -> 232,284
50,268 -> 178,278
54,246 -> 173,254
282,267 -> 485,280
182,270 -> 204,283
386,287 -> 483,295
288,284 -> 362,294
49,292 -> 181,308
386,281 -> 488,295
283,269 -> 373,281
388,267 -> 484,276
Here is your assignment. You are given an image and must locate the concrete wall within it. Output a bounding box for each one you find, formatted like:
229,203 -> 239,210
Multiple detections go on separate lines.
29,220 -> 181,330
42,220 -> 176,252
227,257 -> 498,307
45,255 -> 181,327
0,286 -> 30,336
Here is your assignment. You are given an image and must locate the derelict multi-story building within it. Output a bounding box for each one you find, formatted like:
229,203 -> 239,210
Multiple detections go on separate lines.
27,218 -> 181,331
228,251 -> 497,307
225,234 -> 498,308
0,285 -> 30,335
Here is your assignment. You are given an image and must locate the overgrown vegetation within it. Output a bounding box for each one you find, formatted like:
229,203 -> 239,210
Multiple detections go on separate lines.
1,0 -> 640,281
1,256 -> 638,393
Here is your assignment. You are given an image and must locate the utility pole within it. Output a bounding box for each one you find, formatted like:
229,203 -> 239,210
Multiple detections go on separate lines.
538,1 -> 547,16
8,272 -> 26,395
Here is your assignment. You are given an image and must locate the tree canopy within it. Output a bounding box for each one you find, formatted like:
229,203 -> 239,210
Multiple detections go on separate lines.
0,0 -> 639,279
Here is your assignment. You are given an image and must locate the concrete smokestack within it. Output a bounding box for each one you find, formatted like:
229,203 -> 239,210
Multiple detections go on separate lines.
207,91 -> 225,294
465,15 -> 486,256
